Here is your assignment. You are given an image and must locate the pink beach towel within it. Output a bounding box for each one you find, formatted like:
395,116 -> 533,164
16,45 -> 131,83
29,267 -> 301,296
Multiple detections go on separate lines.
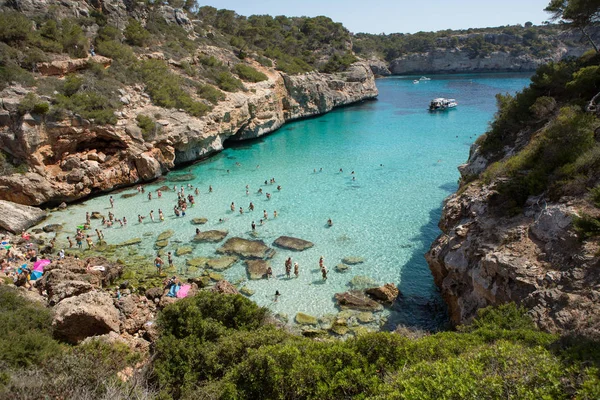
176,284 -> 191,298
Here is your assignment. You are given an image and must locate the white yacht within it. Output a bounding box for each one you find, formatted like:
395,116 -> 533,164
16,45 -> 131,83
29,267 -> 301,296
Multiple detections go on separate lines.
429,98 -> 458,111
419,76 -> 431,81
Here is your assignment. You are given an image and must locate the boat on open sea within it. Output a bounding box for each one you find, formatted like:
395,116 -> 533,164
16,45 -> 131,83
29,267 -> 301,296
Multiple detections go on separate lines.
429,98 -> 457,111
419,76 -> 431,81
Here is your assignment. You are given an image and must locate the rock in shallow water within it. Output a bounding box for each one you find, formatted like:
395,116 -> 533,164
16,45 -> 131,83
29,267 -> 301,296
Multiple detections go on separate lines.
334,290 -> 383,311
273,236 -> 314,251
366,283 -> 400,303
295,312 -> 318,325
341,256 -> 365,265
218,237 -> 275,259
193,230 -> 228,243
246,259 -> 270,280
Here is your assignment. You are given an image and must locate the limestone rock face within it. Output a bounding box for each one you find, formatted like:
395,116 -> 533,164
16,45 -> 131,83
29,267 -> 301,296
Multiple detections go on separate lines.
389,44 -> 587,75
53,290 -> 121,344
273,236 -> 314,251
0,200 -> 46,233
426,151 -> 600,337
36,56 -> 112,76
0,60 -> 377,206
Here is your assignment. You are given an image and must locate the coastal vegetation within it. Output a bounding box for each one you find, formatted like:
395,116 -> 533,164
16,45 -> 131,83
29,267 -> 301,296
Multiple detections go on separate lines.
1,286 -> 599,399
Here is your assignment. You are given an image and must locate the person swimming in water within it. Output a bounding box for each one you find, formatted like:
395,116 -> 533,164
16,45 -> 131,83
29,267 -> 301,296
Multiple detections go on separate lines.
327,218 -> 333,227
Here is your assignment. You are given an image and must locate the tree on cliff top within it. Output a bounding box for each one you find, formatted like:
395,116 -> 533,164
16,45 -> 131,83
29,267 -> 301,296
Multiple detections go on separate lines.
545,0 -> 600,52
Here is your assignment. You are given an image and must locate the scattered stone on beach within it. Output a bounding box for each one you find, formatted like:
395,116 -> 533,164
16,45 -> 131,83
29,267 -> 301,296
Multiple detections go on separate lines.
366,283 -> 400,303
341,256 -> 365,265
193,230 -> 228,243
335,263 -> 350,273
206,256 -> 237,271
348,275 -> 378,290
42,223 -> 63,233
218,237 -> 275,259
175,246 -> 193,256
245,259 -> 270,280
186,257 -> 210,268
117,238 -> 142,247
295,312 -> 318,325
155,240 -> 169,248
157,230 -> 174,242
90,212 -> 103,219
0,200 -> 47,233
191,217 -> 208,225
168,173 -> 195,182
240,286 -> 255,296
120,192 -> 138,199
272,236 -> 314,251
334,290 -> 383,311
211,280 -> 239,295
357,311 -> 375,323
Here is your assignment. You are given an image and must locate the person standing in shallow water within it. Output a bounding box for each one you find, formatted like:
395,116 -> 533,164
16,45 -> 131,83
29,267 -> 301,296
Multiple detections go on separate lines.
294,262 -> 299,278
285,257 -> 292,278
155,254 -> 164,275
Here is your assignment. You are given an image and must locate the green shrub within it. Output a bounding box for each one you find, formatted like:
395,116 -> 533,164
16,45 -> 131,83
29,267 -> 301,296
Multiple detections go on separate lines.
95,40 -> 136,64
234,63 -> 268,82
319,51 -> 357,73
590,185 -> 600,208
124,18 -> 151,46
136,114 -> 157,137
197,84 -> 225,104
17,93 -> 49,115
573,214 -> 600,239
0,286 -> 60,368
139,59 -> 211,117
256,55 -> 273,67
216,71 -> 244,92
198,55 -> 223,67
0,11 -> 32,43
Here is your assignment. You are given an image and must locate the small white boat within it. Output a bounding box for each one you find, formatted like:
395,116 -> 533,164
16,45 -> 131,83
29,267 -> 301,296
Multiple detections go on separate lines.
413,80 -> 419,84
429,98 -> 458,111
419,76 -> 431,81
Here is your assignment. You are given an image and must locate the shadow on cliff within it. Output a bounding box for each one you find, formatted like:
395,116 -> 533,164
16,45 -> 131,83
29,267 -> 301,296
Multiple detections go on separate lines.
383,183 -> 453,333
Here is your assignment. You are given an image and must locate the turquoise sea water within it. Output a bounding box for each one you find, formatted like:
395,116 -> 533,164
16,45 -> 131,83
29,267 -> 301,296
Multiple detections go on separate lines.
41,73 -> 532,331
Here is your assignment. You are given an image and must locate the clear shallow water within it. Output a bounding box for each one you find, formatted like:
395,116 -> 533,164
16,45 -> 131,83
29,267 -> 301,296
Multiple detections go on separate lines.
41,73 -> 532,331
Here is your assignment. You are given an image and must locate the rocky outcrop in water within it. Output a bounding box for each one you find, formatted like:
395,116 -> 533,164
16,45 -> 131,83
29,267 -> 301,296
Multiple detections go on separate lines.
0,58 -> 377,206
426,145 -> 600,338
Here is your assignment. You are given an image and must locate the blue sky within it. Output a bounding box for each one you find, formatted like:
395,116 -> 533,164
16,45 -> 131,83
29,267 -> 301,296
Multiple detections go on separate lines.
197,0 -> 553,34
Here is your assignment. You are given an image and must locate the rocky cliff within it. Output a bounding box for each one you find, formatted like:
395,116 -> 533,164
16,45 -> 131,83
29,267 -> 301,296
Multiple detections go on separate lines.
425,144 -> 600,338
0,60 -> 377,206
388,45 -> 586,75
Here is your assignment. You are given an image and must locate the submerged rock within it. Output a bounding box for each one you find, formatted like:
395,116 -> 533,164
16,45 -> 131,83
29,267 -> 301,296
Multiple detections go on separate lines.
42,223 -> 63,233
168,173 -> 195,182
357,311 -> 375,323
246,259 -> 270,280
348,275 -> 378,290
295,312 -> 318,325
206,256 -> 237,271
155,240 -> 169,248
187,257 -> 210,268
342,257 -> 365,265
175,246 -> 193,256
334,291 -> 383,311
157,230 -> 174,241
191,217 -> 208,225
0,200 -> 47,233
117,238 -> 142,247
120,192 -> 138,199
193,230 -> 228,243
273,236 -> 314,251
218,237 -> 275,259
366,283 -> 400,303
335,263 -> 350,273
240,286 -> 255,296
90,211 -> 104,219
209,272 -> 225,281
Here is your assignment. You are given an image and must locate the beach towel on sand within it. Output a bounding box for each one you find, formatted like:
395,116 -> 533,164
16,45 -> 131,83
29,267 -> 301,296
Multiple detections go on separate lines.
176,284 -> 191,298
